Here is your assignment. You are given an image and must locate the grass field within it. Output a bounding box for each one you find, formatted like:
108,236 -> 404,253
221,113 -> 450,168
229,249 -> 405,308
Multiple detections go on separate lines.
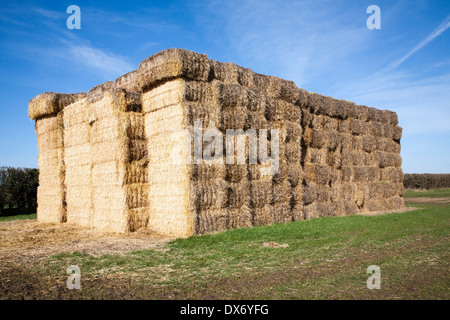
0,213 -> 36,222
0,189 -> 448,299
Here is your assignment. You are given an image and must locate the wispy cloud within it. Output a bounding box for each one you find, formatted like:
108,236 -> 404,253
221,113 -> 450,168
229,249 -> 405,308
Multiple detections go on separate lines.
388,15 -> 450,70
66,42 -> 134,77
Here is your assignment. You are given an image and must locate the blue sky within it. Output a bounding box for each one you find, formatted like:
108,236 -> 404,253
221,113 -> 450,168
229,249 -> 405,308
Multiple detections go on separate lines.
0,0 -> 449,173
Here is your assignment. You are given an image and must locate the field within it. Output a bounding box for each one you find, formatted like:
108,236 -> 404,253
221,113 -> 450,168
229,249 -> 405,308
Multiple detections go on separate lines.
0,189 -> 449,300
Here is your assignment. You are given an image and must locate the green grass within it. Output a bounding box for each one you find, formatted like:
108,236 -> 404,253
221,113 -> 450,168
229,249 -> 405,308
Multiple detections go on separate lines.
404,188 -> 450,198
0,213 -> 36,222
36,198 -> 449,299
2,189 -> 448,299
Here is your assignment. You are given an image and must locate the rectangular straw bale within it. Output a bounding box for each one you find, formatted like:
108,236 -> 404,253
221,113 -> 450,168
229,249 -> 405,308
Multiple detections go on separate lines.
35,116 -> 61,135
316,201 -> 334,217
185,102 -> 222,129
253,204 -> 274,226
304,203 -> 317,220
317,185 -> 331,202
141,79 -> 184,113
350,118 -> 368,136
195,180 -> 227,209
314,164 -> 332,185
221,106 -> 247,130
265,98 -> 285,122
65,164 -> 91,186
306,147 -> 327,164
362,135 -> 376,153
64,123 -> 89,149
138,48 -> 211,91
325,150 -> 340,168
273,201 -> 292,223
36,129 -> 64,151
212,61 -> 242,85
393,126 -> 403,141
192,163 -> 225,181
228,180 -> 250,208
227,206 -> 253,229
285,141 -> 302,163
127,208 -> 149,232
197,209 -> 228,233
246,110 -> 268,130
303,163 -> 315,183
368,121 -> 383,137
92,161 -> 121,186
381,124 -> 394,139
29,92 -> 87,120
250,180 -> 273,208
303,182 -> 318,205
273,180 -> 291,203
286,163 -> 302,187
284,102 -> 302,121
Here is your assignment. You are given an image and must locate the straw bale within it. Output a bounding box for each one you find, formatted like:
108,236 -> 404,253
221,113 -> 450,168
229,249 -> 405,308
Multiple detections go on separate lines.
127,208 -> 149,232
286,163 -> 302,187
212,61 -> 242,85
250,180 -> 273,208
341,166 -> 353,182
317,186 -> 331,202
310,114 -> 325,129
285,141 -> 302,163
303,203 -> 317,220
278,80 -> 299,104
338,119 -> 350,133
368,121 -> 383,137
92,161 -> 121,186
393,126 -> 403,141
310,129 -> 327,149
222,106 -> 247,130
228,180 -> 250,208
292,202 -> 304,221
196,180 -> 227,209
350,119 -> 368,136
381,124 -> 394,139
246,111 -> 268,130
197,209 -> 228,233
29,92 -> 87,120
273,201 -> 292,223
303,182 -> 318,205
284,102 -> 302,121
301,108 -> 313,127
325,150 -> 340,168
314,164 -> 331,185
316,201 -> 335,217
35,115 -> 61,135
141,79 -> 184,113
265,98 -> 285,122
303,163 -> 315,183
36,128 -> 64,150
273,180 -> 291,203
306,147 -> 326,164
138,48 -> 211,91
228,207 -> 253,229
253,204 -> 274,226
87,81 -> 113,104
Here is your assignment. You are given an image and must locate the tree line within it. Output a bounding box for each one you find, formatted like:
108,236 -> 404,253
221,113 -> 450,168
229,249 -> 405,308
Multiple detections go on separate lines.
0,167 -> 38,216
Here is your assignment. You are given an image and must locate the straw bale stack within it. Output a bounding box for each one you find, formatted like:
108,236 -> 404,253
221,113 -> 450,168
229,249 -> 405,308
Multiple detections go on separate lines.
29,48 -> 404,237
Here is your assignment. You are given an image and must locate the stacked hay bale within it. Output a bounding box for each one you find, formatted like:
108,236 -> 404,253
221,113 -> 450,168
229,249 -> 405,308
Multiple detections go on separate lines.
29,92 -> 86,223
29,48 -> 404,236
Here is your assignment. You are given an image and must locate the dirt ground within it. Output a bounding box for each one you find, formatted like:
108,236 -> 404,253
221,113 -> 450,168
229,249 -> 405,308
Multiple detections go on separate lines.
404,197 -> 450,205
0,199 -> 431,265
0,220 -> 173,266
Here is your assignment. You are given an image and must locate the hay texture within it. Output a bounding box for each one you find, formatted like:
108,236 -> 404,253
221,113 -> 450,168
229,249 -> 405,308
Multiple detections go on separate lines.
29,48 -> 404,237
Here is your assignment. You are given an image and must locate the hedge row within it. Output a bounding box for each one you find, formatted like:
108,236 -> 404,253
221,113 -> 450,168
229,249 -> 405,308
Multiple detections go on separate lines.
403,174 -> 450,190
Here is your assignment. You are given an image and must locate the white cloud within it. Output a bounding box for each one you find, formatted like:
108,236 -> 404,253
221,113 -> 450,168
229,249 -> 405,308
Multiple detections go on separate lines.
67,43 -> 134,77
388,15 -> 450,70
